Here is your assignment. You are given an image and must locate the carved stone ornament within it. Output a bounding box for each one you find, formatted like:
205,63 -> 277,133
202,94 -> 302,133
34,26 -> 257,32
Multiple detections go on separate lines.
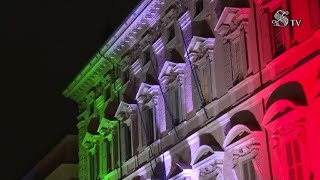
199,163 -> 223,179
232,141 -> 260,166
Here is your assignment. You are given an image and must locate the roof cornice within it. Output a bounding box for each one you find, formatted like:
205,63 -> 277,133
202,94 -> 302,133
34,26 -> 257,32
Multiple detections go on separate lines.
63,0 -> 184,102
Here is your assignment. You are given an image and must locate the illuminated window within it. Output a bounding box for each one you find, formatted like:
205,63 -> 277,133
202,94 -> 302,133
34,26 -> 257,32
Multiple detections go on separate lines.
285,139 -> 304,179
272,9 -> 285,58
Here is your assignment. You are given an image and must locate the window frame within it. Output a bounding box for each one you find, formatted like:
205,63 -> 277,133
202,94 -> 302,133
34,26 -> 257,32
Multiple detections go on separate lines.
280,128 -> 305,180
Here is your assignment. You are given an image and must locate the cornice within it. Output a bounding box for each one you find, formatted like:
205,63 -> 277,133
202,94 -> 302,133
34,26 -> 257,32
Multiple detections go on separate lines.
63,0 -> 192,103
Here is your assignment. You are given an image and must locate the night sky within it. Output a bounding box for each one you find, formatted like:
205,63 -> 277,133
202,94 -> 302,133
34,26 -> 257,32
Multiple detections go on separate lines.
2,0 -> 140,179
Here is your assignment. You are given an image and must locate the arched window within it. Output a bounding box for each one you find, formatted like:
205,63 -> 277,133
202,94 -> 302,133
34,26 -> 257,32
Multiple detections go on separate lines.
262,99 -> 308,180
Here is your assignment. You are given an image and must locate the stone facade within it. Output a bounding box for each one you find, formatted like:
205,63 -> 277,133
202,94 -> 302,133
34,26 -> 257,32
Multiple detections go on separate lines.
63,0 -> 320,179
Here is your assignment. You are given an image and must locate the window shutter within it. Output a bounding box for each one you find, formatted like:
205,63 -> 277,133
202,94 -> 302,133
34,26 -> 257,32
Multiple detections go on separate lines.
240,28 -> 248,77
223,41 -> 233,89
120,126 -> 127,162
113,128 -> 119,168
106,141 -> 112,172
243,162 -> 249,180
96,144 -> 100,178
125,125 -> 132,160
248,160 -> 256,180
232,41 -> 241,84
174,87 -> 180,125
202,62 -> 210,104
101,142 -> 106,173
192,71 -> 201,111
286,142 -> 294,167
132,117 -> 138,154
148,108 -> 155,143
165,91 -> 172,130
293,140 -> 301,162
141,110 -> 146,147
260,10 -> 273,63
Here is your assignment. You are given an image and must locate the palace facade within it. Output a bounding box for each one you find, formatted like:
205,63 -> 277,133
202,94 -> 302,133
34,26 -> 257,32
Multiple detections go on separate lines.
63,0 -> 320,179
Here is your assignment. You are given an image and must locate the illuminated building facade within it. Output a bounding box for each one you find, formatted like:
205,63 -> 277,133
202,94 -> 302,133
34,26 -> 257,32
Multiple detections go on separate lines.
63,0 -> 320,179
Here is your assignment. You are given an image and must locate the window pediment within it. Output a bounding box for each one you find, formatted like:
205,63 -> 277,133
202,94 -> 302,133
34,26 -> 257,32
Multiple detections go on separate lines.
215,7 -> 250,36
115,101 -> 137,121
136,83 -> 160,103
97,118 -> 117,137
187,36 -> 215,62
82,132 -> 99,150
158,61 -> 185,84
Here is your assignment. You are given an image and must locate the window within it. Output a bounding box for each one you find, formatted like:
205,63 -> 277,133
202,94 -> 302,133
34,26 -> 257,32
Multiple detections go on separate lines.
105,140 -> 112,173
195,0 -> 204,16
113,128 -> 119,169
272,9 -> 285,58
88,102 -> 94,116
105,86 -> 111,101
197,59 -> 212,104
166,85 -> 181,130
273,26 -> 285,57
143,47 -> 151,65
202,65 -> 210,103
232,41 -> 244,85
167,24 -> 175,43
223,41 -> 233,89
242,159 -> 257,180
123,69 -> 130,84
285,139 -> 304,180
90,155 -> 95,180
89,147 -> 99,180
142,107 -> 156,146
122,124 -> 132,161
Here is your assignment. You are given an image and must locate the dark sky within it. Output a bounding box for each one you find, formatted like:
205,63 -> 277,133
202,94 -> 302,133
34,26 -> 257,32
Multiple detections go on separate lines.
1,0 -> 140,179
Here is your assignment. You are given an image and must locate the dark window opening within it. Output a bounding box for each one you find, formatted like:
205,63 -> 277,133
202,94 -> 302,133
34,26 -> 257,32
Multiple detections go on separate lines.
105,86 -> 111,101
195,0 -> 204,16
191,20 -> 214,38
89,103 -> 94,116
106,141 -> 112,173
143,47 -> 151,65
173,87 -> 180,126
142,107 -> 155,145
273,26 -> 285,58
123,69 -> 130,84
124,125 -> 132,161
167,24 -> 175,43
